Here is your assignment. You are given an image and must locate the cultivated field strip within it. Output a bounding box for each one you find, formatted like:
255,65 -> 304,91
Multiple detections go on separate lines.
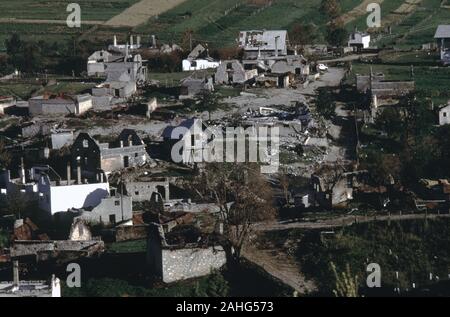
105,0 -> 188,27
340,0 -> 385,25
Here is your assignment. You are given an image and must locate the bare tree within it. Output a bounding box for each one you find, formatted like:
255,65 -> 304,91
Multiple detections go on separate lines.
188,163 -> 276,263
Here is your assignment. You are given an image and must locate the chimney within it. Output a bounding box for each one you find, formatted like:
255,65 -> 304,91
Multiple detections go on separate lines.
67,162 -> 71,185
125,43 -> 129,60
137,36 -> 141,47
100,172 -> 104,183
120,140 -> 124,148
275,36 -> 279,57
130,35 -> 134,47
114,35 -> 117,47
151,35 -> 156,48
19,158 -> 26,184
13,260 -> 19,290
76,159 -> 81,185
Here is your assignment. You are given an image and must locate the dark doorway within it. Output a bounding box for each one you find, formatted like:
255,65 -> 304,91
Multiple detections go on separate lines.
124,156 -> 129,168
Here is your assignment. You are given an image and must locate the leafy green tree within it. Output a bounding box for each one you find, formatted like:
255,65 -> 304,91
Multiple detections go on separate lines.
316,87 -> 336,119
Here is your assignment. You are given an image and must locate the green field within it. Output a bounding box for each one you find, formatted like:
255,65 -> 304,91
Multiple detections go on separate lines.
0,0 -> 140,20
135,0 -> 368,47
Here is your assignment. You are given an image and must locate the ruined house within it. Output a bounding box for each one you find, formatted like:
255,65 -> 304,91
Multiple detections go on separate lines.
28,93 -> 92,117
70,193 -> 133,225
348,31 -> 371,50
356,73 -> 415,122
87,49 -> 122,77
120,176 -> 170,202
215,60 -> 258,85
239,30 -> 288,60
182,44 -> 220,72
108,35 -> 142,54
162,118 -> 209,165
0,96 -> 15,115
37,167 -> 110,215
146,224 -> 226,283
50,129 -> 74,150
270,55 -> 310,79
179,73 -> 214,99
71,129 -> 150,174
311,166 -> 369,208
0,263 -> 60,297
434,25 -> 450,65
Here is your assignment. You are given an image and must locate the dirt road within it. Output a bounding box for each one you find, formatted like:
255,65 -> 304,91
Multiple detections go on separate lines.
255,213 -> 450,232
0,18 -> 103,25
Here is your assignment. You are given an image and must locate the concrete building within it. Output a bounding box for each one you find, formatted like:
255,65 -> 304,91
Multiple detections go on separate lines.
71,193 -> 133,225
239,30 -> 288,59
182,44 -> 220,72
29,93 -> 92,117
215,60 -> 258,85
37,168 -> 110,215
87,50 -> 122,77
348,31 -> 371,50
434,25 -> 450,65
147,224 -> 226,283
439,102 -> 450,126
120,177 -> 170,202
71,129 -> 150,174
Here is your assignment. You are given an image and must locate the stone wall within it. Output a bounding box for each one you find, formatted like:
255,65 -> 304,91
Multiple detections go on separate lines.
160,246 -> 226,283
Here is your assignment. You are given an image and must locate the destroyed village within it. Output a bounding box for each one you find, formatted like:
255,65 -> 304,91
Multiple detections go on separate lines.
0,0 -> 450,300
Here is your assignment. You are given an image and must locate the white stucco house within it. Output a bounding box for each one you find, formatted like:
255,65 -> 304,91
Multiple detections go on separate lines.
439,102 -> 450,126
348,31 -> 371,49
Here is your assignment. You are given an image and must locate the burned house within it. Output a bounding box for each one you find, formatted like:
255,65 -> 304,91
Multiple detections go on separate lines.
147,224 -> 226,283
162,118 -> 209,165
311,166 -> 369,208
108,35 -> 142,54
120,176 -> 170,203
69,192 -> 133,225
215,60 -> 258,85
71,129 -> 150,174
28,93 -> 92,117
179,73 -> 214,99
434,25 -> 450,65
356,73 -> 415,122
348,31 -> 371,50
182,44 -> 220,72
0,96 -> 15,115
37,167 -> 110,215
270,55 -> 310,78
87,49 -> 121,77
239,30 -> 288,60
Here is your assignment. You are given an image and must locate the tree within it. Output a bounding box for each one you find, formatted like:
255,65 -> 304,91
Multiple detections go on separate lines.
188,163 -> 276,264
320,0 -> 342,18
290,23 -> 318,46
326,25 -> 348,47
316,87 -> 336,119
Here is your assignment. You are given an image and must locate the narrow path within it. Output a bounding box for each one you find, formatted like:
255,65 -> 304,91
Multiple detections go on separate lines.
242,246 -> 317,295
256,213 -> 450,232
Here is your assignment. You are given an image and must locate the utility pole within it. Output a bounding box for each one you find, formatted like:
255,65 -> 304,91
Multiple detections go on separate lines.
120,172 -> 124,222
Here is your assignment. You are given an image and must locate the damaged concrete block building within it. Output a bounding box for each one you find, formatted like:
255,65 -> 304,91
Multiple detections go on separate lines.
71,129 -> 150,174
147,224 -> 226,284
28,93 -> 92,117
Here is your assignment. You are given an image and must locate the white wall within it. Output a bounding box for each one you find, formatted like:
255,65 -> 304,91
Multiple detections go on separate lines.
182,59 -> 220,72
440,105 -> 450,125
38,176 -> 110,214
